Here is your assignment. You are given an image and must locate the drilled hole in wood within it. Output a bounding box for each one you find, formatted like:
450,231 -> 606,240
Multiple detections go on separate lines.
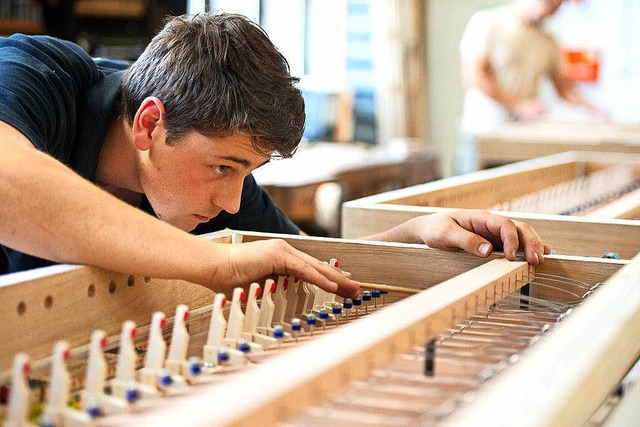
17,302 -> 26,315
87,284 -> 95,297
44,295 -> 53,309
144,276 -> 151,283
109,281 -> 117,294
127,275 -> 135,287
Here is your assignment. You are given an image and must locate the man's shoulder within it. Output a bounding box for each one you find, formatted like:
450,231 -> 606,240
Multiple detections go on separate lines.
0,34 -> 90,61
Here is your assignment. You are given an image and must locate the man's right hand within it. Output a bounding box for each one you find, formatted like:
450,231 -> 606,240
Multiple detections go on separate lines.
512,99 -> 545,121
211,239 -> 361,299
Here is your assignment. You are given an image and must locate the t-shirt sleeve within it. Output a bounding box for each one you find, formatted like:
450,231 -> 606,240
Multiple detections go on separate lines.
459,11 -> 493,60
193,174 -> 301,235
0,34 -> 100,163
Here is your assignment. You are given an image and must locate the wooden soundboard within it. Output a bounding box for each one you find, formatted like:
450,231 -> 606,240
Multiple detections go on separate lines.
1,230 -> 638,426
343,151 -> 640,259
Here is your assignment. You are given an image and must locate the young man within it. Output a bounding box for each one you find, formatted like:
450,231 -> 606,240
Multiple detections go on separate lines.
0,13 -> 548,299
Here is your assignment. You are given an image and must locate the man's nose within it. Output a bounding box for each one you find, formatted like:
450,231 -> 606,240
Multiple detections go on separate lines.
213,178 -> 243,214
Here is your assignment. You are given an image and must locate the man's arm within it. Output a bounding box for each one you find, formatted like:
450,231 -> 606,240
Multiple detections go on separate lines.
463,55 -> 545,121
0,121 -> 359,297
358,210 -> 550,266
552,72 -> 605,117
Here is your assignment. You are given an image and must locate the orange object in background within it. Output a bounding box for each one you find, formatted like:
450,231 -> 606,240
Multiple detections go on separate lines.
561,48 -> 600,83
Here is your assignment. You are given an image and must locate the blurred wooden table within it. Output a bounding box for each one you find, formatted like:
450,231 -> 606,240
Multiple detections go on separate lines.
477,121 -> 640,169
253,142 -> 439,233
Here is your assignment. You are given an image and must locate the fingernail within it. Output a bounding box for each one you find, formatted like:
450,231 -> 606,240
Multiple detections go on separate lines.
478,243 -> 491,256
533,252 -> 539,264
512,249 -> 517,259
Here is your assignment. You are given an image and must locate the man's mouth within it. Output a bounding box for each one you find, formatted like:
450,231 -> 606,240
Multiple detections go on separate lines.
193,214 -> 211,222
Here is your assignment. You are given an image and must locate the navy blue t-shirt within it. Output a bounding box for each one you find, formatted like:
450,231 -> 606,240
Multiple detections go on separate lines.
0,34 -> 299,274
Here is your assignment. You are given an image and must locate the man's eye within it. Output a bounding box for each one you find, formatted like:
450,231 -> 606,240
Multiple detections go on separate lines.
213,165 -> 229,174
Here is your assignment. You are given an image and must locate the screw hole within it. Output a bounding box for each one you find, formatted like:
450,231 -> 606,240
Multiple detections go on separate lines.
87,284 -> 95,297
144,277 -> 151,283
44,295 -> 53,309
109,281 -> 117,294
127,275 -> 135,287
17,302 -> 26,315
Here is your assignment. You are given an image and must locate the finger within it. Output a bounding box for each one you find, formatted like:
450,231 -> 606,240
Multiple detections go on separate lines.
514,222 -> 544,265
464,211 -> 518,260
283,247 -> 361,299
443,221 -> 494,258
497,219 -> 520,261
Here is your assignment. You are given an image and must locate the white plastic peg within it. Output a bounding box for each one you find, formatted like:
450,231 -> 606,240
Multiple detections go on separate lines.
165,304 -> 190,375
242,284 -> 261,336
203,293 -> 228,365
257,279 -> 276,333
42,341 -> 91,426
83,330 -> 128,417
224,288 -> 246,342
284,277 -> 300,322
5,353 -> 31,427
272,276 -> 288,324
139,312 -> 170,392
111,321 -> 141,403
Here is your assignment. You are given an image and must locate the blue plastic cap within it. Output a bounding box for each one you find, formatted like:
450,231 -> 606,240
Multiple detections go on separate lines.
159,374 -> 173,386
190,363 -> 202,376
218,349 -> 230,363
125,388 -> 140,403
87,406 -> 101,419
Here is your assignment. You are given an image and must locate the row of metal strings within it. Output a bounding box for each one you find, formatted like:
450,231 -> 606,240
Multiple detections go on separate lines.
0,259 -> 394,427
490,165 -> 639,216
287,273 -> 602,426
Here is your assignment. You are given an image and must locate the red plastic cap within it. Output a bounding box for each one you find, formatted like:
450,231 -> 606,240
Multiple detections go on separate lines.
240,291 -> 246,302
22,361 -> 30,375
270,282 -> 276,293
63,348 -> 71,362
255,287 -> 262,297
334,261 -> 339,268
160,318 -> 167,329
283,278 -> 289,290
183,311 -> 190,321
100,336 -> 108,349
130,327 -> 138,339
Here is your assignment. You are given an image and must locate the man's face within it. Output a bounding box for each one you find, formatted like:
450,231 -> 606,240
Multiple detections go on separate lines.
137,130 -> 271,231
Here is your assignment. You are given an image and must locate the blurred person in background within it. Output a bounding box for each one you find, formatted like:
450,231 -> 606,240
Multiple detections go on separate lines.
456,0 -> 605,174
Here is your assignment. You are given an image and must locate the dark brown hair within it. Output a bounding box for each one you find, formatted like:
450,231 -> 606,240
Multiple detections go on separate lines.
121,13 -> 305,157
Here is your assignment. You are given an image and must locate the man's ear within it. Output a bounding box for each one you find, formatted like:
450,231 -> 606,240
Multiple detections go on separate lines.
132,97 -> 166,151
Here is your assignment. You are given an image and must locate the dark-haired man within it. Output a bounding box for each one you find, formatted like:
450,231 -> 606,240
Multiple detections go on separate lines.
0,13 -> 548,299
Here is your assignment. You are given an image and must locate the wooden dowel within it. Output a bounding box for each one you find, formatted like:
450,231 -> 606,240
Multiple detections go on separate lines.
359,282 -> 421,295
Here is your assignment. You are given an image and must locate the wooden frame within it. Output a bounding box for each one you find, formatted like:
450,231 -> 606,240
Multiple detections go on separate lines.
476,121 -> 640,169
1,230 -> 636,426
342,151 -> 640,259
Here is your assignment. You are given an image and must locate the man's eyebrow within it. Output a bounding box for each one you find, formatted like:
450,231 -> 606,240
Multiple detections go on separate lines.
217,155 -> 253,168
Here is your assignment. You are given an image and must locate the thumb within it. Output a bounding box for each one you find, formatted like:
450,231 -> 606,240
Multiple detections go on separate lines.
446,227 -> 493,257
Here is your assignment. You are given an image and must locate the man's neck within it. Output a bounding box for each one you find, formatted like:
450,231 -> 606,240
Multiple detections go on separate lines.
95,116 -> 144,205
